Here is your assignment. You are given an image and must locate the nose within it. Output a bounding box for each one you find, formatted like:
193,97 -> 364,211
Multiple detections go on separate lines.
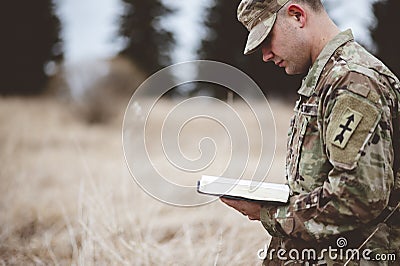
262,45 -> 273,62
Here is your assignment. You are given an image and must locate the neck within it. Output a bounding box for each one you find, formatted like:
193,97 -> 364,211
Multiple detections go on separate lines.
309,12 -> 340,64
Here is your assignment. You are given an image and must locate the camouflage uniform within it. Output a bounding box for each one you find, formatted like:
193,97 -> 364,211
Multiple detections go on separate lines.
260,30 -> 400,265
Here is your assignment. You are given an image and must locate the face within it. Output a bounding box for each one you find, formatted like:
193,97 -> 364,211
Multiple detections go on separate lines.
261,12 -> 311,75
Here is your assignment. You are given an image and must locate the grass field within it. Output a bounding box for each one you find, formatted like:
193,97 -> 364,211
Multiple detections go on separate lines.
0,96 -> 292,265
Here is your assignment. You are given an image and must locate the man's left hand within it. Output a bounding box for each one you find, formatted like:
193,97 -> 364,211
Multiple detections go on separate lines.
220,197 -> 261,220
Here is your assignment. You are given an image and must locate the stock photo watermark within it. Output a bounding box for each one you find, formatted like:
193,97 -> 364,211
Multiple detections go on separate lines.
257,237 -> 397,263
122,60 -> 277,206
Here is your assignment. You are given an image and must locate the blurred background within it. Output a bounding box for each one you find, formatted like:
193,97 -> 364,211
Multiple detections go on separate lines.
0,0 -> 398,264
1,0 -> 398,104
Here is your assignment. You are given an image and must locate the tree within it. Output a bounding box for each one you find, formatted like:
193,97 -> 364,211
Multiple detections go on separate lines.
372,0 -> 400,76
0,0 -> 63,95
199,0 -> 302,100
119,0 -> 175,75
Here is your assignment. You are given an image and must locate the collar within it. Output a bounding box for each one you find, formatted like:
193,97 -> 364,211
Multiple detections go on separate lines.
297,29 -> 354,97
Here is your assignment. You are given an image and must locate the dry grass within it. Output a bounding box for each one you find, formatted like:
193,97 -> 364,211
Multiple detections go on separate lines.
0,96 -> 292,265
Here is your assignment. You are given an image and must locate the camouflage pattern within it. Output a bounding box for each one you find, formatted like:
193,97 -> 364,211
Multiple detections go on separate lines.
260,30 -> 400,265
237,0 -> 290,55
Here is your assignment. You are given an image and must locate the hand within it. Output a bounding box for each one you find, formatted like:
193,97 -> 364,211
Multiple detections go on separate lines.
220,197 -> 261,221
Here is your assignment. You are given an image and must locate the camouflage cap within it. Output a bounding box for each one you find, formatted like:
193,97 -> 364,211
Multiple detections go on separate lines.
237,0 -> 290,55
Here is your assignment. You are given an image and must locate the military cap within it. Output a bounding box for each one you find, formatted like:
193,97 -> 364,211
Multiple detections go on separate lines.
237,0 -> 290,55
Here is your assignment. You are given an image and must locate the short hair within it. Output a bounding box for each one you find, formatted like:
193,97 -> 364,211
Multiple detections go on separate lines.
285,0 -> 324,12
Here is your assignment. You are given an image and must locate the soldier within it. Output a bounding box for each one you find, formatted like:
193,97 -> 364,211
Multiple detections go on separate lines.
221,0 -> 400,265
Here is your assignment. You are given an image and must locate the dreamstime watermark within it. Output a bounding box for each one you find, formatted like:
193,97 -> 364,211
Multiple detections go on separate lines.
257,237 -> 397,263
122,60 -> 276,206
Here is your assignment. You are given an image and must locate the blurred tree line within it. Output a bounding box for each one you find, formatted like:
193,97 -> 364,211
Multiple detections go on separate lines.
0,0 -> 63,95
1,0 -> 398,98
119,0 -> 175,75
372,0 -> 400,77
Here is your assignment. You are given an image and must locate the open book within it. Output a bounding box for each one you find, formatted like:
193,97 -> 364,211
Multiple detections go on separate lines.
197,175 -> 290,203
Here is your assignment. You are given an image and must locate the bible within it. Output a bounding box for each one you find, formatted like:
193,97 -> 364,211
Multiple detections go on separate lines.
197,175 -> 290,203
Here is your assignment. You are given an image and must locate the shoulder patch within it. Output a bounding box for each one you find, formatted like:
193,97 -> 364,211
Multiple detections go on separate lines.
327,93 -> 382,170
331,107 -> 363,149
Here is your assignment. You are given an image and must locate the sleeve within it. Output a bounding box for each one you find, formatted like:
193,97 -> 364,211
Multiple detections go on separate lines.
260,73 -> 396,242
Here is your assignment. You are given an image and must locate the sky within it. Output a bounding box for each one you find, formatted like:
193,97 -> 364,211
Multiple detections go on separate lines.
323,0 -> 381,51
55,0 -> 212,64
55,0 -> 383,65
54,0 -> 126,64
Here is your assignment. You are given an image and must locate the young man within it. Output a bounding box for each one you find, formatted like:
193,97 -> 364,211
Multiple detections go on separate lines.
221,0 -> 400,264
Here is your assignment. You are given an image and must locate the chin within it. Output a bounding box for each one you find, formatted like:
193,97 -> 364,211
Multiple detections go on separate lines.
285,66 -> 306,76
284,68 -> 296,75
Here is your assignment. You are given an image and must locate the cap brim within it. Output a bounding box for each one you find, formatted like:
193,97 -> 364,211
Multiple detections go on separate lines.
243,13 -> 277,55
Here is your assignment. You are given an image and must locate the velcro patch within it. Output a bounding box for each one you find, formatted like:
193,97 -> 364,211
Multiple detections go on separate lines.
331,108 -> 363,149
327,93 -> 382,170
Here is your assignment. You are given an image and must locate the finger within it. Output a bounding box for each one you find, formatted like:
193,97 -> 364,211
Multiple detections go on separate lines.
220,197 -> 240,205
220,197 -> 234,205
220,198 -> 242,209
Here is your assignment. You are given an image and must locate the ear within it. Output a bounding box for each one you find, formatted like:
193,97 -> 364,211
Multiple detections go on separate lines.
286,4 -> 306,27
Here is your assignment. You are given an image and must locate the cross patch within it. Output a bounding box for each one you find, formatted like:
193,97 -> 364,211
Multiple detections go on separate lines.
331,107 -> 363,149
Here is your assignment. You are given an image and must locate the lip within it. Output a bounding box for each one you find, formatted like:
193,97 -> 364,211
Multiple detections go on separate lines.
275,60 -> 284,67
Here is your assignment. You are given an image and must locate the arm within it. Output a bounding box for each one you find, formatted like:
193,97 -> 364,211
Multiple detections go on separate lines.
262,75 -> 396,241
